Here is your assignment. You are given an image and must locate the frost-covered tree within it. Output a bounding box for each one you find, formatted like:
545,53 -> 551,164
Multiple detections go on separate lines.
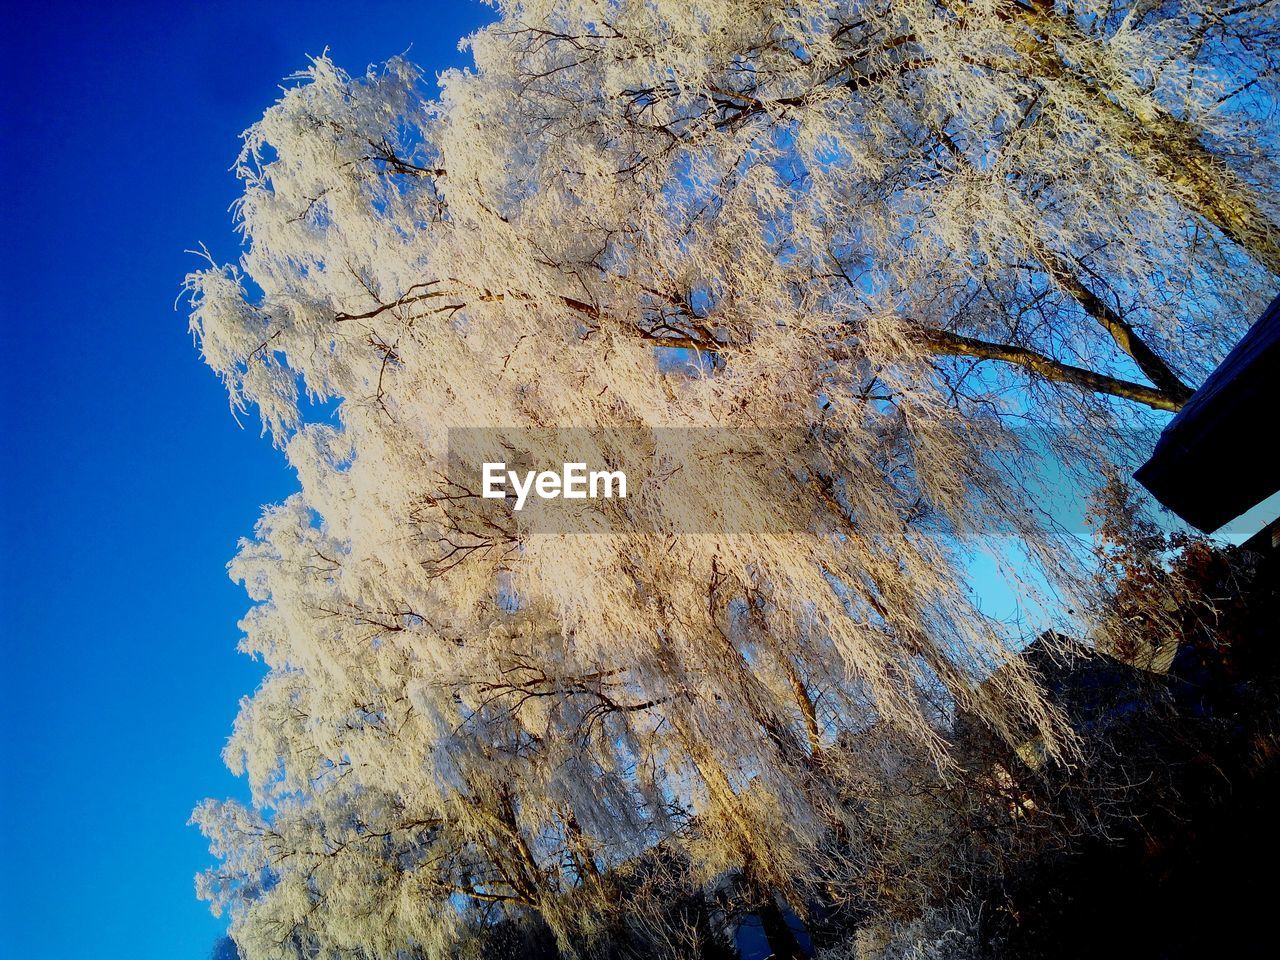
189,2 -> 1279,957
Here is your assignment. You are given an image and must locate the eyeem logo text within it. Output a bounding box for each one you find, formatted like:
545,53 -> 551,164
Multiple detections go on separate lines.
482,462 -> 627,511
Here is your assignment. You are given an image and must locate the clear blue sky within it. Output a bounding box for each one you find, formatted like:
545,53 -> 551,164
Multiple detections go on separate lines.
0,3 -> 493,958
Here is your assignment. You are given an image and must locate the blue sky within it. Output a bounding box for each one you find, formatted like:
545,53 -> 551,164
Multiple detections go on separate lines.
0,3 -> 492,958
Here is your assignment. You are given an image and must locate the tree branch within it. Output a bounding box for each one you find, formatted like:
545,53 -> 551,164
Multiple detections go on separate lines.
1035,246 -> 1194,404
906,325 -> 1184,411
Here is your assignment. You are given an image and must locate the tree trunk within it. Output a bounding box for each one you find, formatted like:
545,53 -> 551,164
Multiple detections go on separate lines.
1010,5 -> 1280,276
754,894 -> 808,960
